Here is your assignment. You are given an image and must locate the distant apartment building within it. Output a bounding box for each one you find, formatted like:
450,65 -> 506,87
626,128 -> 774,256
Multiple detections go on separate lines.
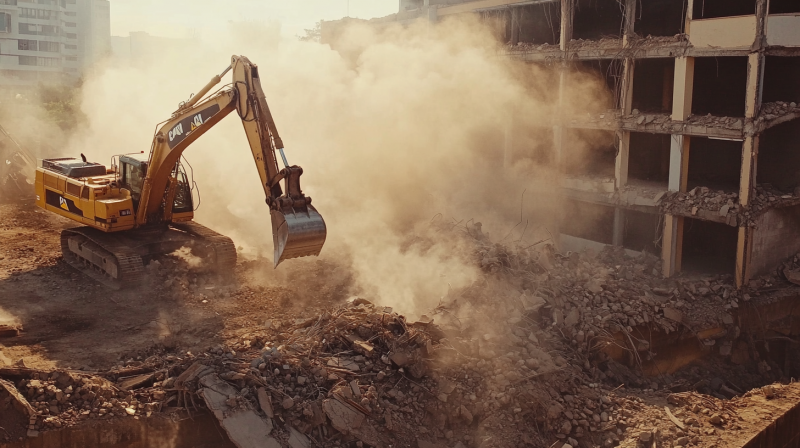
0,0 -> 110,88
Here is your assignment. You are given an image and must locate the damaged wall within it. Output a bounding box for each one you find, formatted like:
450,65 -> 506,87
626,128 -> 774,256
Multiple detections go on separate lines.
751,205 -> 800,276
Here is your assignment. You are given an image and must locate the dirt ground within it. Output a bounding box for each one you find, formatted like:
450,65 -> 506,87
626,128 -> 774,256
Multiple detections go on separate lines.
0,200 -> 353,372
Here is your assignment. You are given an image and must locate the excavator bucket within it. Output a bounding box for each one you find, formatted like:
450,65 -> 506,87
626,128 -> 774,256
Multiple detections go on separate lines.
271,204 -> 327,267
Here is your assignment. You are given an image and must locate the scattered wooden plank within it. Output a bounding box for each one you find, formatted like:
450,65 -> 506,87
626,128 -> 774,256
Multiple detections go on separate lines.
664,406 -> 686,430
117,373 -> 154,391
257,387 -> 274,418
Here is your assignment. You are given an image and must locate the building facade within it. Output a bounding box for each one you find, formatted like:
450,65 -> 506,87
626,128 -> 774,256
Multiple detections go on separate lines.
325,0 -> 800,287
0,0 -> 109,88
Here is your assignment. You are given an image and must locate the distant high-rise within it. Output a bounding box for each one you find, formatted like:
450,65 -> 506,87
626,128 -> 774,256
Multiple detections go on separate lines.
0,0 -> 110,88
76,0 -> 109,74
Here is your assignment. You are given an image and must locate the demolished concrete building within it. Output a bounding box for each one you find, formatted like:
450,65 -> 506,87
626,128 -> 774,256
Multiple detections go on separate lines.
323,0 -> 800,288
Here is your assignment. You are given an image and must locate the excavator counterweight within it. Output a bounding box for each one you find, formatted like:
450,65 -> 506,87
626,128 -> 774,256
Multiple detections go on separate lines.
34,55 -> 326,288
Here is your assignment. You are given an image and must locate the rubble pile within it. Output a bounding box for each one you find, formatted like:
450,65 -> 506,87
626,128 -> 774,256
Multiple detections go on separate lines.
659,184 -> 800,226
0,367 -> 160,440
685,114 -> 744,130
755,101 -> 800,129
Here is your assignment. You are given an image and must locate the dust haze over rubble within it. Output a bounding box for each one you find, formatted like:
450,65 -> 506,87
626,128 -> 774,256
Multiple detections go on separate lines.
61,16 -> 610,316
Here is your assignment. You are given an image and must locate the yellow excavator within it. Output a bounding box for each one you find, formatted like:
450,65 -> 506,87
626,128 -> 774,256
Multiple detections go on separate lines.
34,55 -> 327,288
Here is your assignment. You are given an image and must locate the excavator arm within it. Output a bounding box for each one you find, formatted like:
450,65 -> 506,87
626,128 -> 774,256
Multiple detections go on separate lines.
137,55 -> 326,266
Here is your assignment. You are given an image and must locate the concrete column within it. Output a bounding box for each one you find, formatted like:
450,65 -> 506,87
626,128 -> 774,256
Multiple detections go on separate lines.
672,57 -> 695,121
620,58 -> 635,114
623,0 -> 637,47
616,131 -> 630,189
684,0 -> 694,34
663,133 -> 690,278
662,214 -> 684,277
668,134 -> 690,192
560,0 -> 573,51
735,51 -> 765,287
613,208 -> 625,246
510,7 -> 520,46
615,57 -> 635,190
735,227 -> 753,287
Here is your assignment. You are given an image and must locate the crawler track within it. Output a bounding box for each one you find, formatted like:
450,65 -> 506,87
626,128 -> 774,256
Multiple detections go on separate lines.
60,227 -> 145,290
60,222 -> 237,289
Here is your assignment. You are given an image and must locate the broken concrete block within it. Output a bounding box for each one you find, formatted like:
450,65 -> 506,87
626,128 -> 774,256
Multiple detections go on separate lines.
288,427 -> 311,448
323,398 -> 380,446
200,375 -> 280,448
327,357 -> 360,372
350,380 -> 361,398
389,351 -> 411,367
564,308 -> 580,327
784,268 -> 800,286
662,307 -> 683,323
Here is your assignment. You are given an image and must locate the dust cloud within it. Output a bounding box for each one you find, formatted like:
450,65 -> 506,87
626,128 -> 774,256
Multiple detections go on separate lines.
62,16 -> 610,317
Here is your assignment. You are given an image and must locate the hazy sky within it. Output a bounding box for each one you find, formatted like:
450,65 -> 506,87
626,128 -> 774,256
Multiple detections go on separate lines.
110,0 -> 398,39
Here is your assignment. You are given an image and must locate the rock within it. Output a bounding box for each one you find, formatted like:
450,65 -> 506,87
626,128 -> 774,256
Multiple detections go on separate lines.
561,420 -> 572,434
547,403 -> 564,420
282,397 -> 295,409
708,413 -> 722,425
663,307 -> 683,323
459,405 -> 473,423
323,398 -> 380,446
288,427 -> 311,448
785,268 -> 800,286
565,308 -> 580,327
763,385 -> 775,399
585,280 -> 603,294
638,431 -> 651,442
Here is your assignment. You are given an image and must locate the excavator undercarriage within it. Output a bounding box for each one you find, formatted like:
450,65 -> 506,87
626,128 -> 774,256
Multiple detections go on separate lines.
60,221 -> 236,290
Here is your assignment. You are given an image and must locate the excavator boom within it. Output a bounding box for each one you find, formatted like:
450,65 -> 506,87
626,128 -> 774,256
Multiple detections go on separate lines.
139,55 -> 327,266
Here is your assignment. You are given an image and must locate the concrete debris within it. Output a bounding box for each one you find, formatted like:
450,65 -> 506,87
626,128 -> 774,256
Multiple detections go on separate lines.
660,184 -> 800,226
288,426 -> 311,448
0,324 -> 21,338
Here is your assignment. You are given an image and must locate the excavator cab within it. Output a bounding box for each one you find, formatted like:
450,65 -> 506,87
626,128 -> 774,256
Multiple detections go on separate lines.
118,155 -> 147,208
